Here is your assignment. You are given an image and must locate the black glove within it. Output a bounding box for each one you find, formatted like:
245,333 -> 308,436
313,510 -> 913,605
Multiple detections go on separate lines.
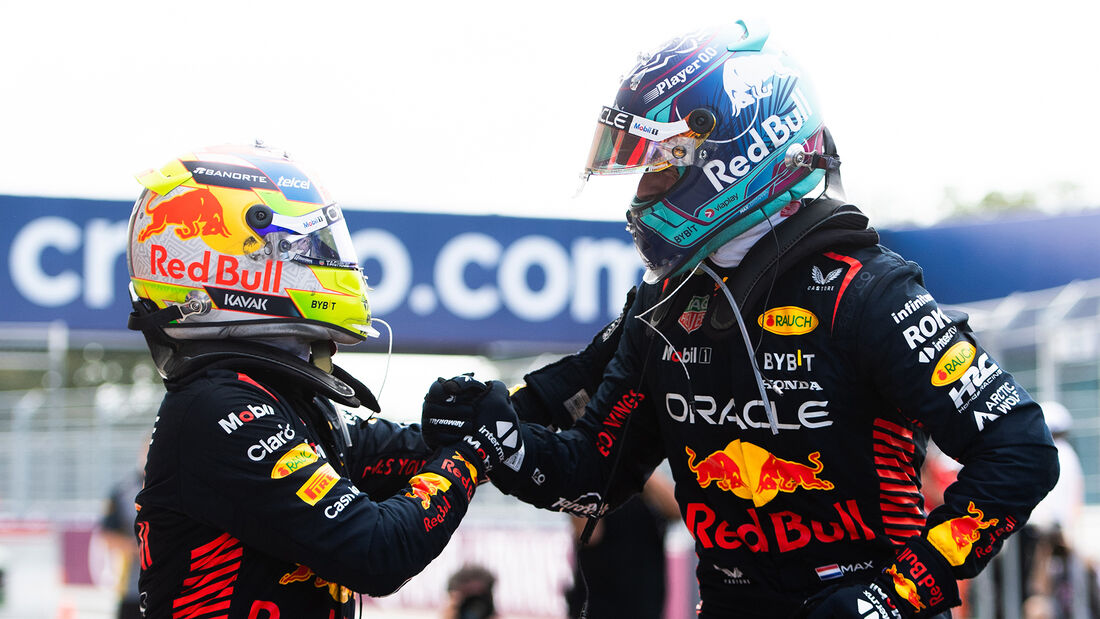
801,581 -> 902,619
800,537 -> 959,619
422,375 -> 525,474
510,286 -> 637,430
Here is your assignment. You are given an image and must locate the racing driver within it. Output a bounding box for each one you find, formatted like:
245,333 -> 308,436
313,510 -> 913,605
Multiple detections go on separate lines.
125,144 -> 523,618
420,20 -> 1060,619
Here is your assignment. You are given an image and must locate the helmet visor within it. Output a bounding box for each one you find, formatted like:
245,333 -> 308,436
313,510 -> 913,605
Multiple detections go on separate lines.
584,106 -> 698,176
253,204 -> 360,269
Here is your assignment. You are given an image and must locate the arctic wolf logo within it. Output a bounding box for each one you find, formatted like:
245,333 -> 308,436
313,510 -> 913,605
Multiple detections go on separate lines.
723,55 -> 797,117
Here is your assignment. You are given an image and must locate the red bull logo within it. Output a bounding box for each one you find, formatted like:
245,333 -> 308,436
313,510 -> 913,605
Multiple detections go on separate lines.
139,188 -> 230,242
279,564 -> 314,585
685,440 -> 833,507
404,472 -> 451,510
886,564 -> 926,612
927,501 -> 999,566
278,565 -> 352,603
685,445 -> 746,493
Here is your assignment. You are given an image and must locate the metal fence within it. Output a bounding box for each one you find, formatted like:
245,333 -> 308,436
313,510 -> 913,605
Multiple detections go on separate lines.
953,278 -> 1100,503
2,279 -> 1100,616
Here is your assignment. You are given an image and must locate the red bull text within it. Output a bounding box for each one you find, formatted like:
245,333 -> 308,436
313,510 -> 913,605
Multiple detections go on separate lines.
889,545 -> 949,609
148,245 -> 283,294
686,499 -> 874,553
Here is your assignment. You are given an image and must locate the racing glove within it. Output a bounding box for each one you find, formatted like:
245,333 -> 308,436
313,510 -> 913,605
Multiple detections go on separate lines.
510,286 -> 636,430
800,537 -> 959,618
421,375 -> 526,475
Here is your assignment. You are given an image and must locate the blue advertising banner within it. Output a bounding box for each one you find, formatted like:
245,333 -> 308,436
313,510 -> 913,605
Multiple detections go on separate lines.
2,194 -> 1098,353
876,211 -> 1100,305
0,195 -> 641,353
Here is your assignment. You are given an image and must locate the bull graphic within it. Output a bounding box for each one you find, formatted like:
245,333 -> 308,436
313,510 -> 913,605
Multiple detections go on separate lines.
722,55 -> 796,118
755,451 -> 833,493
138,187 -> 231,242
685,446 -> 748,493
686,441 -> 833,507
404,472 -> 451,510
886,564 -> 926,611
927,501 -> 999,566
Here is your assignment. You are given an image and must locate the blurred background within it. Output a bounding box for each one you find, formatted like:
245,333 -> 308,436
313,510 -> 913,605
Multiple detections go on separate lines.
2,0 -> 1099,617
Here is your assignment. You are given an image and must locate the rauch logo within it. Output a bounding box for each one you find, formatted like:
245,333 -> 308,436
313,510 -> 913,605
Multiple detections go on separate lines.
757,306 -> 817,336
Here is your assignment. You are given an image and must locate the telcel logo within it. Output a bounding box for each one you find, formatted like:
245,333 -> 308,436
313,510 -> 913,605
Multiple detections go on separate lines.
277,176 -> 311,190
758,306 -> 817,336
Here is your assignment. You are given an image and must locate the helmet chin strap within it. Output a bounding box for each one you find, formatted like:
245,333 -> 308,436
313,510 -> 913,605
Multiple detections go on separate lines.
819,127 -> 845,201
311,340 -> 335,373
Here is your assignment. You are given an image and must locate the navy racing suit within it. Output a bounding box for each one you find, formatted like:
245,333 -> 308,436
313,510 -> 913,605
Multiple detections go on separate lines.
135,344 -> 478,619
495,200 -> 1059,617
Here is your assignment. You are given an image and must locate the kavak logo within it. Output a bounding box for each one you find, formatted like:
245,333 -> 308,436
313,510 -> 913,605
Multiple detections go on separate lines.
679,296 -> 709,333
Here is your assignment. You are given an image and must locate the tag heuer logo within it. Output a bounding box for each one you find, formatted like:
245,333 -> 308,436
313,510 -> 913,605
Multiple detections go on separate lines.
678,296 -> 709,333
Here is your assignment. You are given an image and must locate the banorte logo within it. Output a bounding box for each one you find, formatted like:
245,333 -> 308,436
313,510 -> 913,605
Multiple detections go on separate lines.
685,440 -> 833,507
926,501 -> 999,566
405,472 -> 452,510
139,188 -> 230,244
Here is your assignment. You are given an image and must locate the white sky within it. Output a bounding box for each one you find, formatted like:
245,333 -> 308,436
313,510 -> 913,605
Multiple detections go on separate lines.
1,0 -> 1097,228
